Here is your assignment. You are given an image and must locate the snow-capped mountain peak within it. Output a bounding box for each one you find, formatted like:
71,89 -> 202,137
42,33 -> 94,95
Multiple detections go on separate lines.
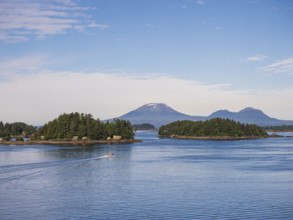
115,103 -> 205,127
136,103 -> 176,113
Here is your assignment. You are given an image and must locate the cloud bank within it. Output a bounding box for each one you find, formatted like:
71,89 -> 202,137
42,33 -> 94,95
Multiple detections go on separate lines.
1,70 -> 293,125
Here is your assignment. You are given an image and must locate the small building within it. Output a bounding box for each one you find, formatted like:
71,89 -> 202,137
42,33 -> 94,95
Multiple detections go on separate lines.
22,131 -> 28,138
107,137 -> 111,140
82,137 -> 88,141
113,135 -> 122,140
72,136 -> 78,141
0,137 -> 3,141
40,136 -> 45,140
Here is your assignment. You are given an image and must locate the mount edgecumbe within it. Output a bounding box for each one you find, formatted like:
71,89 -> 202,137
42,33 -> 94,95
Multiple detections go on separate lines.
111,103 -> 293,128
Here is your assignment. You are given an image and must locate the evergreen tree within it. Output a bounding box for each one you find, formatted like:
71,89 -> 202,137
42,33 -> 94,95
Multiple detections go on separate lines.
0,121 -> 36,137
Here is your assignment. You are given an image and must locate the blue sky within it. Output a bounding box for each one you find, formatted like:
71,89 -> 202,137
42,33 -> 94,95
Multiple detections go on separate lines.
0,0 -> 293,124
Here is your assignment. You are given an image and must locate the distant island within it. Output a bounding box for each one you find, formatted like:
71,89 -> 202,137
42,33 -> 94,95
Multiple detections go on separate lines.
1,113 -> 140,145
133,123 -> 157,131
158,118 -> 277,140
262,125 -> 293,132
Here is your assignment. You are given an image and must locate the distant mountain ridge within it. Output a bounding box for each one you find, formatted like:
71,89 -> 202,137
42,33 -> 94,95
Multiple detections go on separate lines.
208,107 -> 293,126
115,103 -> 205,128
110,103 -> 293,128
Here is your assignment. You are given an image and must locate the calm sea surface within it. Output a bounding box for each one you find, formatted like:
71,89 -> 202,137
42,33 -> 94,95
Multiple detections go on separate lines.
1,132 -> 293,219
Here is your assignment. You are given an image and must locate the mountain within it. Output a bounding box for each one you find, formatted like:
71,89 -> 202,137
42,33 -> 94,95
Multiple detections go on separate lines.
115,103 -> 205,128
109,103 -> 293,128
208,107 -> 293,126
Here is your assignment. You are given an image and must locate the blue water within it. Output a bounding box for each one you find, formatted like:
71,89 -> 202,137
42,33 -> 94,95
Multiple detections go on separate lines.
0,132 -> 293,219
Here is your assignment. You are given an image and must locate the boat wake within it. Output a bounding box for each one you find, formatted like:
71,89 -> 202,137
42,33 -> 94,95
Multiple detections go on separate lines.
0,154 -> 112,183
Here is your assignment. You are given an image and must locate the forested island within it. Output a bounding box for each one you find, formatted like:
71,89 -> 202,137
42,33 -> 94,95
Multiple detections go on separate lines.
34,113 -> 134,140
133,123 -> 156,131
1,113 -> 140,145
0,122 -> 36,141
262,125 -> 293,132
158,118 -> 272,140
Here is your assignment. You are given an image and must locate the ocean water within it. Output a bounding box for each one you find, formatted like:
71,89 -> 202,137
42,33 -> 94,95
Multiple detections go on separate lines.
0,132 -> 293,219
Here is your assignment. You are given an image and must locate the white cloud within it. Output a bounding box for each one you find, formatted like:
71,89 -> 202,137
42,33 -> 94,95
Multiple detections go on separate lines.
1,69 -> 293,125
0,0 -> 107,42
197,0 -> 205,5
246,54 -> 267,61
0,31 -> 29,43
87,23 -> 109,29
262,57 -> 293,74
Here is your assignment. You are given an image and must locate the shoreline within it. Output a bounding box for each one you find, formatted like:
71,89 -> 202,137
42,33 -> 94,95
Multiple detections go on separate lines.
135,129 -> 158,132
157,134 -> 283,141
0,139 -> 142,146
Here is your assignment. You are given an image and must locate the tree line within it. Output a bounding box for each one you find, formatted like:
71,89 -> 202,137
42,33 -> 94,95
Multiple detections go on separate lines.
262,125 -> 293,131
0,121 -> 37,140
33,112 -> 134,140
133,123 -> 156,131
159,118 -> 267,137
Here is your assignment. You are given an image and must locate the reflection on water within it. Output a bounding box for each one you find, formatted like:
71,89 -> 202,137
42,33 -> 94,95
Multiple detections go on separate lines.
0,132 -> 293,219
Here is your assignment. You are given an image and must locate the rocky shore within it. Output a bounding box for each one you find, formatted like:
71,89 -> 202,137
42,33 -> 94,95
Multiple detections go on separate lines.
0,139 -> 142,146
158,134 -> 283,141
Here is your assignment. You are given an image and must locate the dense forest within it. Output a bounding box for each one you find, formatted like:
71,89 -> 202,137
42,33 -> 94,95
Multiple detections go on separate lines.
0,121 -> 36,140
133,123 -> 156,131
159,118 -> 267,137
262,125 -> 293,131
33,112 -> 134,140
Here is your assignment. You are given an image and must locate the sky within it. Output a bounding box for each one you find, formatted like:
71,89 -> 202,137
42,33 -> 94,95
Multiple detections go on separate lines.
0,0 -> 293,125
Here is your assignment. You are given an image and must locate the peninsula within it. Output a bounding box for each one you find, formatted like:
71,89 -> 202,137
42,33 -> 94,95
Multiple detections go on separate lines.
158,118 -> 279,140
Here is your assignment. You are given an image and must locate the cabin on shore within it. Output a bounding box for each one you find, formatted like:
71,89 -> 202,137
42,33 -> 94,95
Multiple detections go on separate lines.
72,136 -> 78,141
113,135 -> 122,140
82,137 -> 88,141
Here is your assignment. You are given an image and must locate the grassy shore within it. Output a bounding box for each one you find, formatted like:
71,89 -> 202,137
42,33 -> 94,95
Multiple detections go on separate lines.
0,139 -> 142,145
158,134 -> 283,140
